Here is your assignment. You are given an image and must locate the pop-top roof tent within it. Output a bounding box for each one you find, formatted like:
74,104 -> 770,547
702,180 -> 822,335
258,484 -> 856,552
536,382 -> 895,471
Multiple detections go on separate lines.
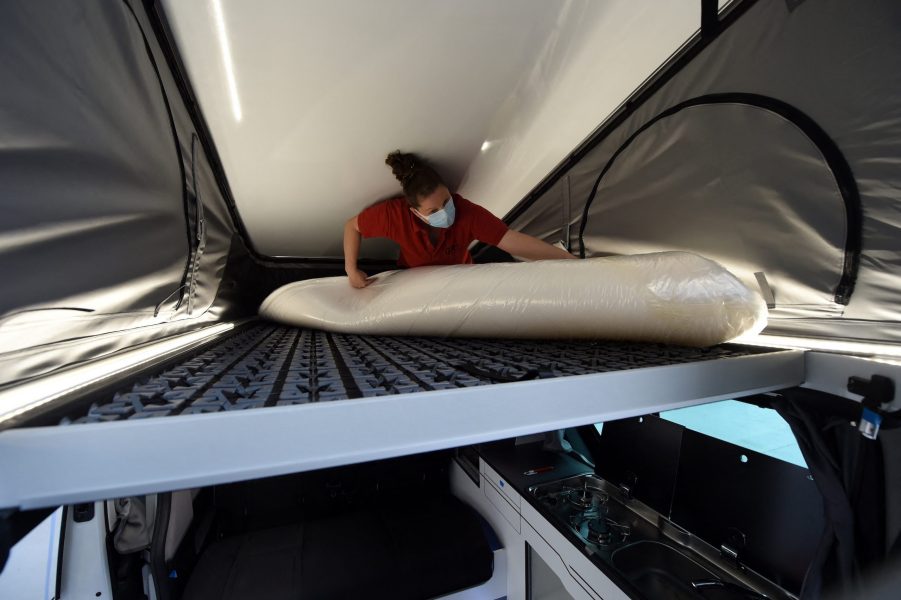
1,1 -> 901,591
3,0 -> 901,390
158,0 -> 901,350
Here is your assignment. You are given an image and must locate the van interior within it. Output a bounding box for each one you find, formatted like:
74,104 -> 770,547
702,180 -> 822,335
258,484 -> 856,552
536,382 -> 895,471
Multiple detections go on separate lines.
2,1 -> 901,599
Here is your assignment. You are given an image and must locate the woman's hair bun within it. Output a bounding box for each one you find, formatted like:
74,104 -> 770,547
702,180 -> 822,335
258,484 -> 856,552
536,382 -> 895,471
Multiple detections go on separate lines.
385,150 -> 445,205
385,151 -> 417,184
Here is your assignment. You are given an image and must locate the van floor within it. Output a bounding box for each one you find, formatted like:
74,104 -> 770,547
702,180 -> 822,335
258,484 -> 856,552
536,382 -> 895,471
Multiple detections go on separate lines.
60,322 -> 774,425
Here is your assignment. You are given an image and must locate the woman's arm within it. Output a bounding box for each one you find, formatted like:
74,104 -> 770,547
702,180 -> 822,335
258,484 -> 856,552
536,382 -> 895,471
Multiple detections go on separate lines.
496,230 -> 578,261
343,216 -> 373,287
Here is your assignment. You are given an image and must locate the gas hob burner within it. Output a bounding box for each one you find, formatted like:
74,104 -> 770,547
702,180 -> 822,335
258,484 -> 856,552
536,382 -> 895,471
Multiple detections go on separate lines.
562,483 -> 608,510
587,518 -> 613,546
531,474 -> 635,553
582,516 -> 632,547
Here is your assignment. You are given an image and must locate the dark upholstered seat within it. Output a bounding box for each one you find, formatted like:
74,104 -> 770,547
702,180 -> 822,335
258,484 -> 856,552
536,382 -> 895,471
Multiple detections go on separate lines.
182,495 -> 494,600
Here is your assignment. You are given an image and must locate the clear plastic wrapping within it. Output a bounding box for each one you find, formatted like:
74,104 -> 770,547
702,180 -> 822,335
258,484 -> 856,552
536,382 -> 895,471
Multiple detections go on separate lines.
259,252 -> 767,347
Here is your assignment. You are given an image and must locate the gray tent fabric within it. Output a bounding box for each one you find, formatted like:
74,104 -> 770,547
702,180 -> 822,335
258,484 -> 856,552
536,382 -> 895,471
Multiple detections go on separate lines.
508,0 -> 901,345
0,2 -> 186,320
579,98 -> 853,312
0,1 -> 237,387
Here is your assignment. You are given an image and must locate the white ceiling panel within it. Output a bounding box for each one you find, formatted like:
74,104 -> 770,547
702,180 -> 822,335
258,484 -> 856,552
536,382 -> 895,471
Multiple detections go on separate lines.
162,1 -> 696,258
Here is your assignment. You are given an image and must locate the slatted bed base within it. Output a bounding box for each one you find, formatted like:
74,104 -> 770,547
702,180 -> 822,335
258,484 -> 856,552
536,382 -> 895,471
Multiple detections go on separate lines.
0,322 -> 804,509
56,323 -> 780,423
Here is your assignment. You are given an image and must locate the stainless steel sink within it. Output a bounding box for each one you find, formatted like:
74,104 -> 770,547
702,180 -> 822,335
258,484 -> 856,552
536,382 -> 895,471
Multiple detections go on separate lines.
612,541 -> 772,599
612,540 -> 717,599
530,474 -> 782,599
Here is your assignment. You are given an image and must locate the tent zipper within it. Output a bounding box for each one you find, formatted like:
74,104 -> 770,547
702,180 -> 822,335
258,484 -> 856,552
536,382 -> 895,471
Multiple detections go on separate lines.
576,93 -> 862,306
186,134 -> 207,315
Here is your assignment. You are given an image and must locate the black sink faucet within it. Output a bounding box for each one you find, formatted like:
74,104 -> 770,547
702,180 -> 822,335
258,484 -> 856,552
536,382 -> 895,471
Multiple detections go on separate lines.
619,470 -> 638,501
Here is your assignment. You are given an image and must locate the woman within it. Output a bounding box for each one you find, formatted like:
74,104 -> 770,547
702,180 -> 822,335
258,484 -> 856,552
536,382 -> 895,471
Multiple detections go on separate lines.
344,151 -> 576,288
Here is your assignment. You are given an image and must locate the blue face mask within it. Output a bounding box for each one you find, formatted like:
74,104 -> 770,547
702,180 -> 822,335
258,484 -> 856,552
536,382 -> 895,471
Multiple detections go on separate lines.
417,197 -> 455,228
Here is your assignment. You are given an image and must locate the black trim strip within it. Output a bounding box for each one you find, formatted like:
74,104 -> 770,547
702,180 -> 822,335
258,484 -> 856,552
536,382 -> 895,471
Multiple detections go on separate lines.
149,493 -> 172,600
54,506 -> 66,600
701,0 -> 720,40
102,502 -> 118,600
524,542 -> 533,600
576,93 -> 862,305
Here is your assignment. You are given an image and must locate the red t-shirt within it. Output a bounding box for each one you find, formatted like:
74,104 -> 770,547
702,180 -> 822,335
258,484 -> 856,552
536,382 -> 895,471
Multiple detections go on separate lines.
357,194 -> 508,268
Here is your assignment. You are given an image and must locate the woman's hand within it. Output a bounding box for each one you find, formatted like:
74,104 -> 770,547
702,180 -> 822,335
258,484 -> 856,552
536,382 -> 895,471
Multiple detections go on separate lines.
347,268 -> 373,288
344,216 -> 374,288
497,230 -> 579,261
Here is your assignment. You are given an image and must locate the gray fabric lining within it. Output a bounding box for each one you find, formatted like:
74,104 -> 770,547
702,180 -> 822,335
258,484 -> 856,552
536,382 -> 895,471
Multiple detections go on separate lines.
0,1 -> 238,386
511,0 -> 901,344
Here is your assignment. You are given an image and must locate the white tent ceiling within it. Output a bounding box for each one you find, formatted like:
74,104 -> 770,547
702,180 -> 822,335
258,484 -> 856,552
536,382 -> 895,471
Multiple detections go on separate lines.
162,0 -> 697,258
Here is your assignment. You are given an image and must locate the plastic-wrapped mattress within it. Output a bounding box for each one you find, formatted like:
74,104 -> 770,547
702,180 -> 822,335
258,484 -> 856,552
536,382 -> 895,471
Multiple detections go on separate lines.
260,252 -> 766,347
